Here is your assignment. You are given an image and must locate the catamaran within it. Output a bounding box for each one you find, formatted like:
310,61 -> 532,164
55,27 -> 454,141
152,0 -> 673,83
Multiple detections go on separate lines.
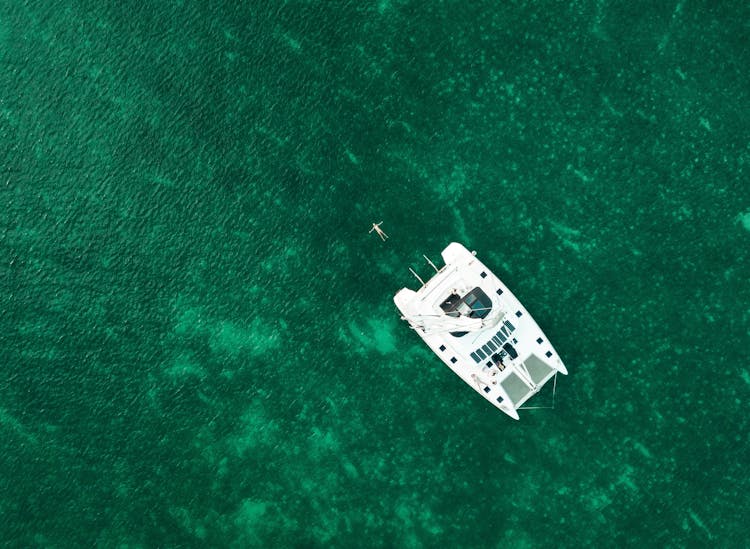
393,243 -> 567,419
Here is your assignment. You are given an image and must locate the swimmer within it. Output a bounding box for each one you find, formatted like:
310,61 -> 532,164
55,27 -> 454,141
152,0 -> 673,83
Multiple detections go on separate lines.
369,221 -> 388,241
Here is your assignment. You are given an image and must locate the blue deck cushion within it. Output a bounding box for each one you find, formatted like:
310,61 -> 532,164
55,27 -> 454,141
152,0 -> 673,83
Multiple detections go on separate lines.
502,342 -> 519,359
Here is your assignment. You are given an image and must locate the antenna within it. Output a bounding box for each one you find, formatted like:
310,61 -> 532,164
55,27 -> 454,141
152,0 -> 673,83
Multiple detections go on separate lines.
408,267 -> 425,286
423,254 -> 439,272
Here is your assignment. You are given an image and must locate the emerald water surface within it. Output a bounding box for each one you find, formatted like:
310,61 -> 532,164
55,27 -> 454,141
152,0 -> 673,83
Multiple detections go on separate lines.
2,1 -> 749,546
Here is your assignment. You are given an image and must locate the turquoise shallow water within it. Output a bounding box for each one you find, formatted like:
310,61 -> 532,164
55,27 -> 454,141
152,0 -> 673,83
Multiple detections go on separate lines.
2,1 -> 749,547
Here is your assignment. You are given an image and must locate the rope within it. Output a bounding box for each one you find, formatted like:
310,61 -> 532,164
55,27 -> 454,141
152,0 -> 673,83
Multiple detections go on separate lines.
519,373 -> 558,410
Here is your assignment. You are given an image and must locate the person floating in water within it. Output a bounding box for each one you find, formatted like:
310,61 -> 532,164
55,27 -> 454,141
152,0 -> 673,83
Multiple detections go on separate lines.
369,221 -> 388,241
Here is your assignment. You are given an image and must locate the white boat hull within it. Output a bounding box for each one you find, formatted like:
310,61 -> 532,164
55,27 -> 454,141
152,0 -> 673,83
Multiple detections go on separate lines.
394,243 -> 567,419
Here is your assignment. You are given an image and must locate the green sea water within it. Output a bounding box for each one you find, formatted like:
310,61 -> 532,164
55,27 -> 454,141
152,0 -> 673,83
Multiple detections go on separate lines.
2,1 -> 749,547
